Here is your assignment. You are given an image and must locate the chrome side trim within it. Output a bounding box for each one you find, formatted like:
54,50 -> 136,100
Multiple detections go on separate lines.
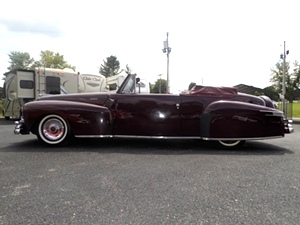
114,135 -> 200,139
74,135 -> 113,138
202,136 -> 283,141
260,110 -> 283,117
74,135 -> 198,139
74,134 -> 284,141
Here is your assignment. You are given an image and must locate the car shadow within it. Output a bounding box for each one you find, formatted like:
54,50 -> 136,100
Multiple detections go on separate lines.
5,138 -> 294,156
0,118 -> 18,126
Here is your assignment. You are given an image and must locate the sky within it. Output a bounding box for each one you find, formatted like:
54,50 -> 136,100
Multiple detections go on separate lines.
1,0 -> 300,93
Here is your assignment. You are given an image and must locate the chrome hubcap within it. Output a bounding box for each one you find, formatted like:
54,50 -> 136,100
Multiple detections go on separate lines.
43,119 -> 65,141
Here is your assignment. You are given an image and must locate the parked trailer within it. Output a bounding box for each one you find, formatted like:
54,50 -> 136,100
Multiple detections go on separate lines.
2,68 -> 79,119
79,73 -> 150,93
78,74 -> 106,93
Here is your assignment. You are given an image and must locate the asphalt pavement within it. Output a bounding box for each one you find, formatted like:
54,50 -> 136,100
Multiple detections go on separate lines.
0,119 -> 299,225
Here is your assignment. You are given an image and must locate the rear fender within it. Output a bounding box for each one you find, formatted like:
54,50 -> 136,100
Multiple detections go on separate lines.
201,100 -> 284,139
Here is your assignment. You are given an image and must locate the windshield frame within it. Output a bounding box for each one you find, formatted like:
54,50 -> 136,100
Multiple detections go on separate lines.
117,74 -> 137,94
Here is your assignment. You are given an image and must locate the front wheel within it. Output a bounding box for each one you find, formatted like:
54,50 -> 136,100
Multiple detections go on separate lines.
217,140 -> 245,149
37,114 -> 72,146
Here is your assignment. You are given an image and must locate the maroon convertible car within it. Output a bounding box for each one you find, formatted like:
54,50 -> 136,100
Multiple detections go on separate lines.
14,74 -> 293,148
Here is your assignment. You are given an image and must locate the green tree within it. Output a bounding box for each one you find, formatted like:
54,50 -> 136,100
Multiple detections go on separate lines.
99,55 -> 123,77
188,82 -> 196,90
270,61 -> 294,94
292,61 -> 300,89
150,78 -> 167,93
263,86 -> 280,101
34,50 -> 75,71
7,51 -> 34,70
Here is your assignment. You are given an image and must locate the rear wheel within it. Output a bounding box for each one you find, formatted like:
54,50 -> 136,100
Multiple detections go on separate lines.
217,140 -> 245,149
37,114 -> 72,146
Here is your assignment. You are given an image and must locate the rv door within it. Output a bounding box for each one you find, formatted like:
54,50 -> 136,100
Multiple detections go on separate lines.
16,70 -> 35,99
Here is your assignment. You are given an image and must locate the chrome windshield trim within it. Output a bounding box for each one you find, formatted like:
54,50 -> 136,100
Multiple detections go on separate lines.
260,110 -> 283,117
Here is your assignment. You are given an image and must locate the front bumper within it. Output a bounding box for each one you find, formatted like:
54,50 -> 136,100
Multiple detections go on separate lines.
284,119 -> 294,133
14,118 -> 30,135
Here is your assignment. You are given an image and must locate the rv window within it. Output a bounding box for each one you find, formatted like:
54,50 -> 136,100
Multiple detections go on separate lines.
46,76 -> 60,94
108,83 -> 118,91
20,80 -> 34,89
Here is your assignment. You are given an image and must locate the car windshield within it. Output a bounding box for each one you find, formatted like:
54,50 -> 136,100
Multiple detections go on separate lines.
121,75 -> 135,94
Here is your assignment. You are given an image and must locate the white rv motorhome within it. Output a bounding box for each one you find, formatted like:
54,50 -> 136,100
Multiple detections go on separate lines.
2,68 -> 79,119
78,74 -> 106,93
78,73 -> 149,93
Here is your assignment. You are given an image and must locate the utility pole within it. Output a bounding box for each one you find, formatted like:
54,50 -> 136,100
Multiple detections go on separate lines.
280,41 -> 289,119
162,32 -> 171,93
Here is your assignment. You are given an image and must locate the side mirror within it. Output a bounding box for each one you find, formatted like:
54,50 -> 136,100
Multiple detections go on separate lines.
136,78 -> 140,83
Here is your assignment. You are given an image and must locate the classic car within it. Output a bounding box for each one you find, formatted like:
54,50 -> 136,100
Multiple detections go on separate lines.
14,73 -> 293,148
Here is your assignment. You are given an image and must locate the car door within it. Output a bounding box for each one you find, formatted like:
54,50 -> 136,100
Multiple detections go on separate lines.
111,94 -> 181,136
179,95 -> 205,136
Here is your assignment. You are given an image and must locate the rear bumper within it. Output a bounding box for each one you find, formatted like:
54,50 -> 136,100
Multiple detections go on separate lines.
14,118 -> 30,135
284,119 -> 294,133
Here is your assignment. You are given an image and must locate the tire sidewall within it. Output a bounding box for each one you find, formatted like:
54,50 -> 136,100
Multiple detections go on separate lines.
217,140 -> 245,149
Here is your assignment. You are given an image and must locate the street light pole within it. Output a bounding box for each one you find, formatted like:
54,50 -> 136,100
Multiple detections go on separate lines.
280,41 -> 289,119
162,32 -> 171,93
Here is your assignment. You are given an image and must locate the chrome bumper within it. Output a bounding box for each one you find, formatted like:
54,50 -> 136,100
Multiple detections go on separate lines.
14,119 -> 30,135
284,119 -> 294,133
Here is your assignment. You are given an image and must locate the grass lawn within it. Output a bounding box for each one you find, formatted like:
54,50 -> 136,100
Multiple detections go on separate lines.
293,102 -> 300,118
277,102 -> 300,118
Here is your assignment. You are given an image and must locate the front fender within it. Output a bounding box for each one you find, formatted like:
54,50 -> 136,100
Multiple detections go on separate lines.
23,100 -> 113,136
200,100 -> 284,139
